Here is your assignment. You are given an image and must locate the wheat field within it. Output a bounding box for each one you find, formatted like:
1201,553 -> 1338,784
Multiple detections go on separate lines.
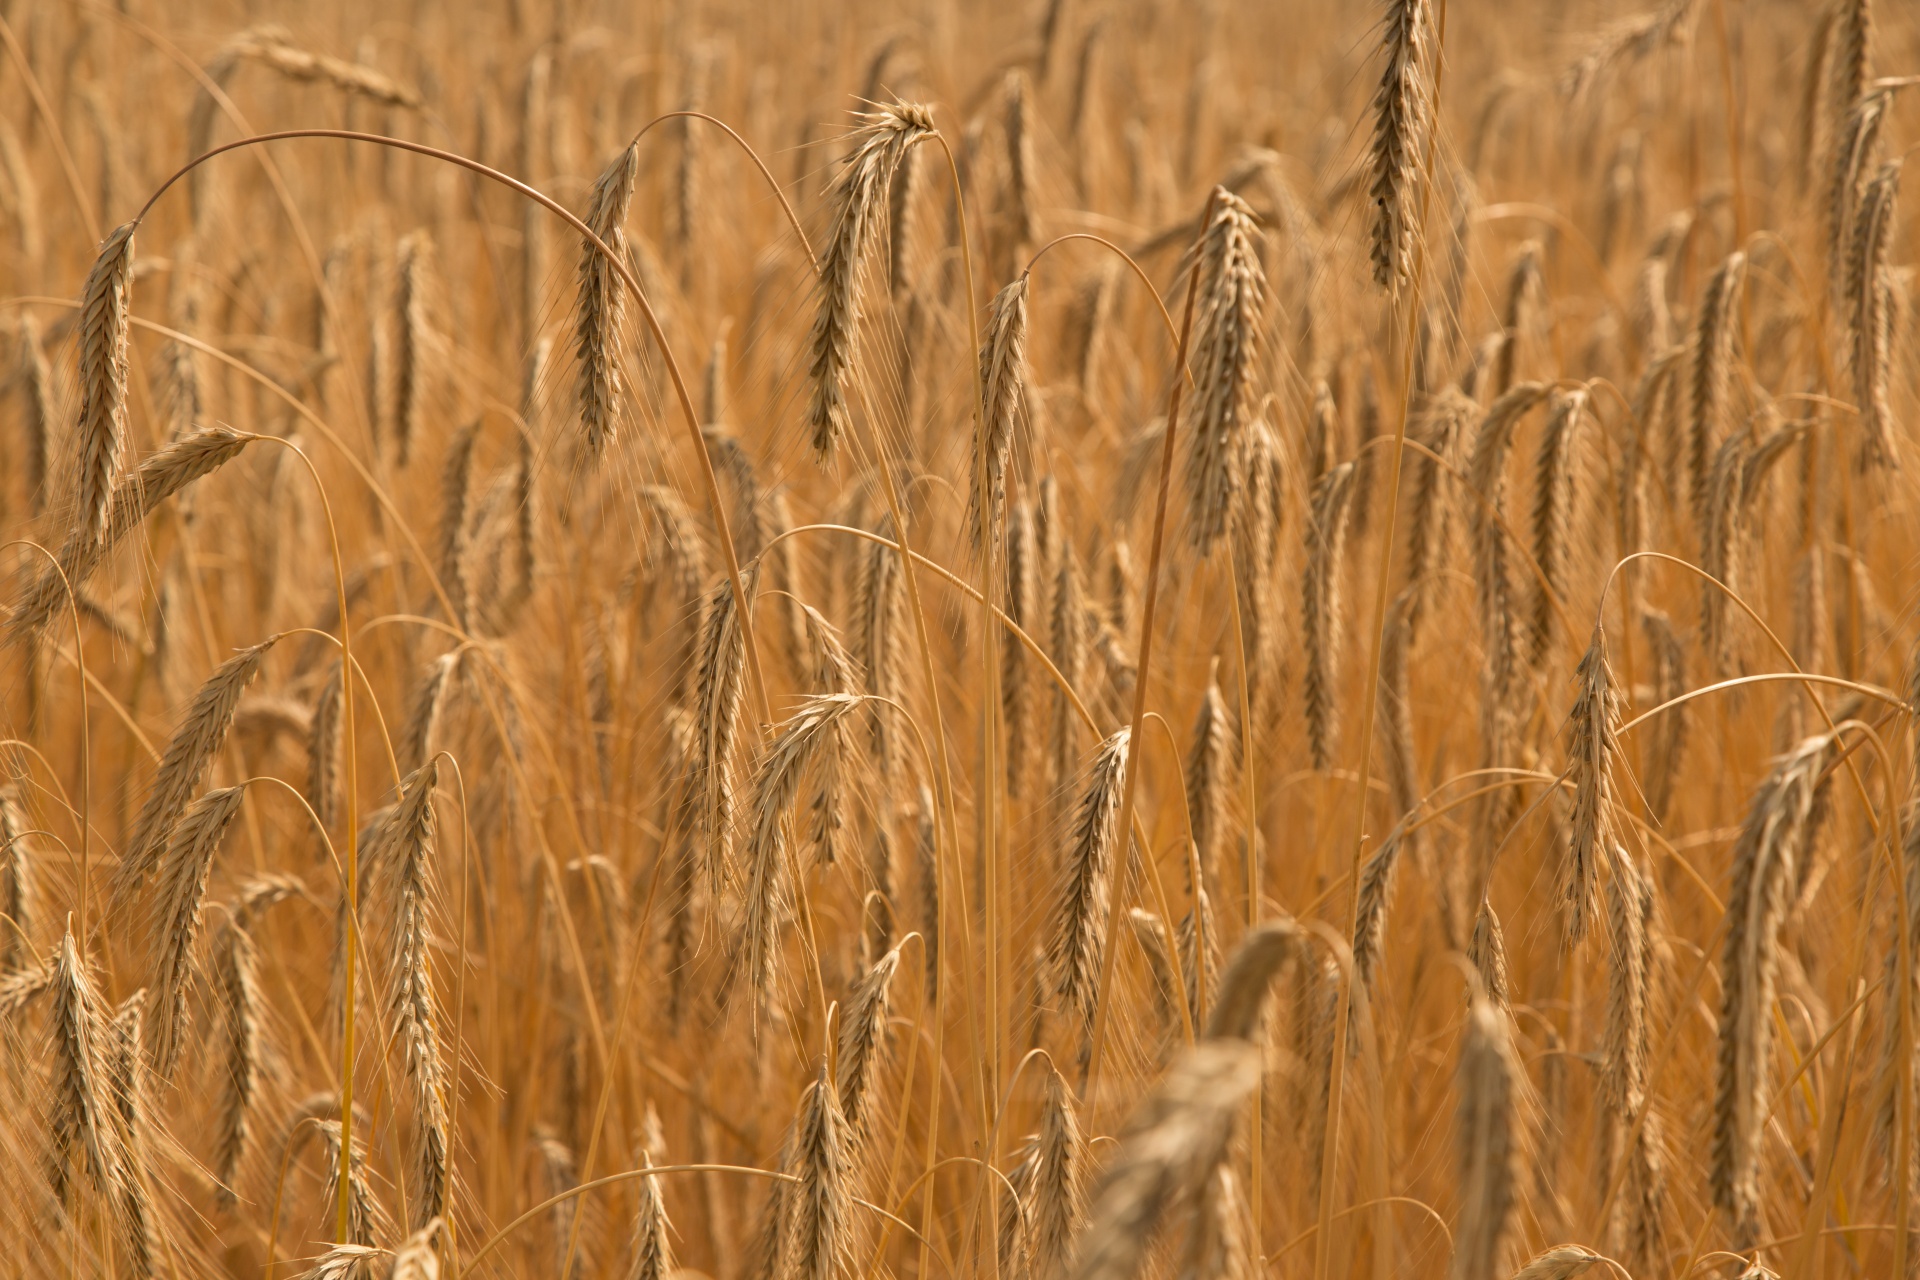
1,1 -> 1917,1278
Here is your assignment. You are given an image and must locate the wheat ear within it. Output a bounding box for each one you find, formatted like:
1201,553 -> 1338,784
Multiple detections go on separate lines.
147,784 -> 249,1075
1367,0 -> 1435,290
970,275 -> 1031,552
1527,390 -> 1589,668
1452,995 -> 1521,1280
572,143 -> 639,464
1302,461 -> 1358,771
68,222 -> 137,556
0,783 -> 38,969
1563,625 -> 1621,948
805,102 -> 937,461
1848,159 -> 1902,471
1185,189 -> 1266,552
788,1058 -> 852,1280
1050,728 -> 1132,1029
837,943 -> 902,1148
114,636 -> 278,910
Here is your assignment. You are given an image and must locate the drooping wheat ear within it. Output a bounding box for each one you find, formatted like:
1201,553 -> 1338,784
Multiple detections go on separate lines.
390,1223 -> 442,1280
1050,548 -> 1090,795
1380,588 -> 1420,828
1712,733 -> 1834,1248
1849,159 -> 1902,471
1302,461 -> 1358,771
705,428 -> 766,560
437,420 -> 480,631
0,784 -> 38,969
802,604 -> 862,697
1598,847 -> 1653,1182
787,1058 -> 852,1280
1232,420 -> 1283,714
114,637 -> 278,910
1204,918 -> 1299,1039
158,242 -> 202,446
1527,390 -> 1589,668
855,527 -> 905,778
1367,0 -> 1435,291
1067,1041 -> 1261,1280
1050,727 -> 1132,1028
1467,899 -> 1512,1017
1563,626 -> 1621,949
1131,909 -> 1181,1040
688,572 -> 746,889
767,490 -> 810,670
1005,499 -> 1040,794
630,1138 -> 676,1280
47,927 -> 127,1210
307,662 -> 344,835
1493,241 -> 1544,394
1631,254 -> 1674,356
1185,189 -> 1267,552
211,916 -> 264,1206
400,651 -> 459,776
222,26 -> 422,106
1699,431 -> 1750,676
68,222 -> 136,557
1402,387 -> 1474,645
1180,1163 -> 1248,1280
1470,383 -> 1552,770
806,102 -> 937,461
105,987 -> 159,1278
736,694 -> 865,1010
744,1132 -> 795,1280
536,1127 -> 594,1279
1831,0 -> 1875,166
1683,249 -> 1746,533
1637,609 -> 1688,824
317,1118 -> 390,1246
302,1244 -> 392,1280
147,783 -> 248,1075
837,943 -> 901,1147
1185,658 -> 1232,891
392,230 -> 433,467
912,786 -> 940,1000
1004,70 -> 1039,269
1508,1245 -> 1604,1280
970,275 -> 1032,552
1353,821 -> 1409,998
1029,1065 -> 1086,1280
1828,87 -> 1890,310
1614,1106 -> 1670,1279
14,423 -> 261,643
571,143 -> 639,465
1305,379 -> 1337,490
369,760 -> 449,1229
887,141 -> 922,301
1451,995 -> 1521,1280
16,315 -> 54,514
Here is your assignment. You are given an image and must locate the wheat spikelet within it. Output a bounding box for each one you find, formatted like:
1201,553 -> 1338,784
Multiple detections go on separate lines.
1712,733 -> 1833,1247
1184,659 -> 1231,891
47,927 -> 127,1210
1402,386 -> 1474,644
787,1058 -> 852,1280
1492,242 -> 1543,394
393,230 -> 433,467
573,143 -> 639,464
15,315 -> 54,514
370,759 -> 448,1228
114,636 -> 277,910
0,783 -> 37,969
437,421 -> 479,630
1508,1245 -> 1603,1280
1066,1041 -> 1260,1280
736,695 -> 864,1009
1006,499 -> 1040,794
1050,727 -> 1131,1028
147,783 -> 248,1075
1367,0 -> 1434,290
1451,996 -> 1521,1280
316,1118 -> 389,1246
970,276 -> 1031,551
836,942 -> 900,1146
630,1139 -> 675,1280
1527,390 -> 1588,668
1598,846 -> 1653,1184
68,222 -> 136,556
1468,900 -> 1512,1017
1562,626 -> 1621,948
805,102 -> 937,461
302,1245 -> 390,1280
307,662 -> 344,835
1204,919 -> 1298,1040
1185,189 -> 1266,551
1302,461 -> 1357,771
1848,159 -> 1901,471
